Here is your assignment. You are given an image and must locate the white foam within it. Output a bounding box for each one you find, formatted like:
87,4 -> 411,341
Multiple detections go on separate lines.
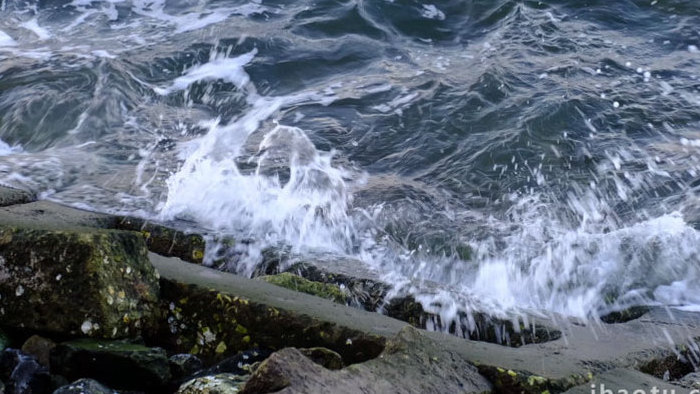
19,18 -> 52,40
155,49 -> 257,96
0,30 -> 16,47
420,4 -> 445,21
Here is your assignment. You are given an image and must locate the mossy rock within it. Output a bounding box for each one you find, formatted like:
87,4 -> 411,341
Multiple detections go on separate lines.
115,217 -> 207,264
0,226 -> 159,338
155,278 -> 385,365
257,273 -> 349,304
477,364 -> 592,393
50,339 -> 171,392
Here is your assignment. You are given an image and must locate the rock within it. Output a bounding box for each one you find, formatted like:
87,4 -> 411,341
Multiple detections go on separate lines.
241,326 -> 492,394
677,372 -> 700,389
0,330 -> 8,353
270,259 -> 390,311
299,348 -> 343,370
0,349 -> 51,394
0,379 -> 4,394
114,216 -> 207,265
599,306 -> 650,324
0,226 -> 160,338
199,350 -> 271,377
177,373 -> 247,394
52,378 -> 115,394
21,336 -> 55,367
151,253 -> 390,365
49,339 -> 170,392
0,186 -> 34,207
257,273 -> 348,304
169,354 -> 204,381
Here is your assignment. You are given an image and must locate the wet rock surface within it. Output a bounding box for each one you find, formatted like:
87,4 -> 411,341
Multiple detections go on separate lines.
3,196 -> 700,393
52,378 -> 116,394
0,349 -> 51,394
49,339 -> 171,392
114,216 -> 207,265
20,336 -> 55,368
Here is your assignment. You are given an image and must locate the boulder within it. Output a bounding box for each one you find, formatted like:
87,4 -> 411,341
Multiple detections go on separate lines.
0,186 -> 34,207
169,354 -> 204,381
241,326 -> 492,394
49,339 -> 170,392
20,336 -> 55,368
257,273 -> 349,304
0,226 -> 159,338
177,373 -> 247,394
114,217 -> 207,265
52,378 -> 115,394
0,349 -> 51,394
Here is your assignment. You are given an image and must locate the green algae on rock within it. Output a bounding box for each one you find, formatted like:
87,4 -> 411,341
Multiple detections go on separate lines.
50,339 -> 171,391
156,278 -> 384,365
257,273 -> 349,304
0,226 -> 159,338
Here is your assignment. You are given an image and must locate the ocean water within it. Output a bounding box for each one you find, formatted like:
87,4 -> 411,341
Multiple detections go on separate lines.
1,0 -> 699,323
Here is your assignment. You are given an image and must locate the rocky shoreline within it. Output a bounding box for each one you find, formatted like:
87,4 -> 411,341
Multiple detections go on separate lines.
1,185 -> 699,393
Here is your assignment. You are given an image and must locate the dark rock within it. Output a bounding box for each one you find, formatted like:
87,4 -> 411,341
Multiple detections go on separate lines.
257,273 -> 348,304
0,349 -> 51,394
638,351 -> 694,381
282,262 -> 390,311
114,217 -> 207,265
599,306 -> 650,324
52,378 -> 115,394
241,326 -> 492,394
0,330 -> 8,353
176,373 -> 247,394
0,379 -> 4,394
299,348 -> 343,370
200,350 -> 271,377
169,354 -> 204,380
49,339 -> 170,392
385,296 -> 561,347
0,186 -> 34,207
21,336 -> 55,367
0,226 -> 160,338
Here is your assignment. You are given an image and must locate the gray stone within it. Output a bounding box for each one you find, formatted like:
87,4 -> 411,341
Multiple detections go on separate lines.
169,353 -> 204,380
677,371 -> 700,389
0,186 -> 34,207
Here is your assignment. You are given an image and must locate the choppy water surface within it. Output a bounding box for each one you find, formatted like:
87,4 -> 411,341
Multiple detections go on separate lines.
1,0 -> 700,322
